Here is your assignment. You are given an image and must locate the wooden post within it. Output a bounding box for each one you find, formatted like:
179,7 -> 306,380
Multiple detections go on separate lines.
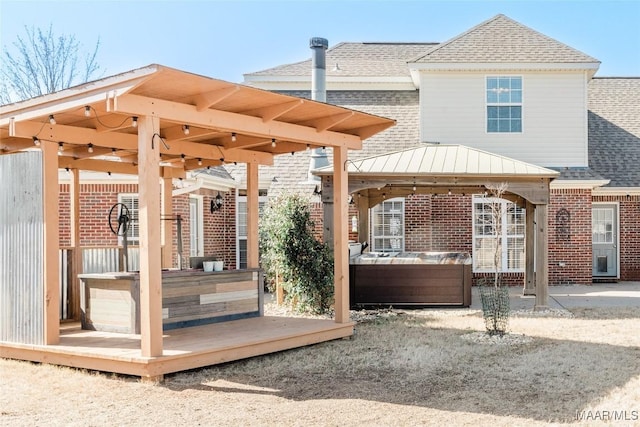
534,203 -> 549,310
137,116 -> 163,357
247,163 -> 259,269
333,146 -> 349,323
69,168 -> 82,320
161,177 -> 173,268
524,201 -> 535,296
357,195 -> 369,245
42,140 -> 60,344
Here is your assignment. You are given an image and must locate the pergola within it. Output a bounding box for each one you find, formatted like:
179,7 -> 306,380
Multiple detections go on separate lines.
0,65 -> 394,379
316,144 -> 559,309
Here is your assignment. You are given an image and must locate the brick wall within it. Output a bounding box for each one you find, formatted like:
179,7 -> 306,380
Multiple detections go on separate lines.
549,189 -> 593,285
431,194 -> 473,253
405,194 -> 432,251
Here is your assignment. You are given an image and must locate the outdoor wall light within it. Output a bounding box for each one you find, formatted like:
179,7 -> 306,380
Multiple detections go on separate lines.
210,193 -> 223,213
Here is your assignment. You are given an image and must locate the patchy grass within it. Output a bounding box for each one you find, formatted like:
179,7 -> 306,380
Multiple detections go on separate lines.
1,306 -> 639,426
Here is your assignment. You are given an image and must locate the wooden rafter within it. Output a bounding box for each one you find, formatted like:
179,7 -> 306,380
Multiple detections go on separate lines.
195,86 -> 241,111
114,94 -> 363,150
256,99 -> 304,123
307,112 -> 354,133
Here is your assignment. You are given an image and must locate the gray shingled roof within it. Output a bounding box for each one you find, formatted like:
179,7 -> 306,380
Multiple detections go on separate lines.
588,78 -> 640,187
410,14 -> 599,64
245,42 -> 438,78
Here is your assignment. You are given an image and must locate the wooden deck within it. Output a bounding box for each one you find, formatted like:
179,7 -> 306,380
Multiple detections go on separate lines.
0,316 -> 354,379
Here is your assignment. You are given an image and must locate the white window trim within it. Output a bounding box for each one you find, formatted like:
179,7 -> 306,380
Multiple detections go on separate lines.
235,189 -> 268,269
472,195 -> 525,273
485,75 -> 523,134
189,195 -> 204,257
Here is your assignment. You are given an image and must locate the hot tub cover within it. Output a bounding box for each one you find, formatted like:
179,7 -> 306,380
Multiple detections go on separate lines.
350,251 -> 471,265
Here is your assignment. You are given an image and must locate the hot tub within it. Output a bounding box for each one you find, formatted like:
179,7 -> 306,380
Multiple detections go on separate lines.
349,251 -> 472,308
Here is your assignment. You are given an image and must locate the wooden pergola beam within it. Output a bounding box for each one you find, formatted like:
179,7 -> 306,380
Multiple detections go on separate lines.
114,94 -> 364,150
12,120 -> 274,165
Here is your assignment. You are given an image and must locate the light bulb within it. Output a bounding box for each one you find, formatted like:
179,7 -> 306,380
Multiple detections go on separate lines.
306,144 -> 310,151
198,158 -> 203,166
271,139 -> 276,148
231,132 -> 237,142
87,143 -> 93,153
49,115 -> 56,125
32,136 -> 40,146
132,117 -> 138,128
183,125 -> 190,135
84,106 -> 91,117
181,154 -> 186,163
58,142 -> 63,154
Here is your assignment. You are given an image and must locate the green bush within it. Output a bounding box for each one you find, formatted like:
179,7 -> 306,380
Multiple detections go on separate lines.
259,193 -> 334,314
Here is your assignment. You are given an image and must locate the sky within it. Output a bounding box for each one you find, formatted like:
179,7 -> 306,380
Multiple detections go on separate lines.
1,0 -> 639,85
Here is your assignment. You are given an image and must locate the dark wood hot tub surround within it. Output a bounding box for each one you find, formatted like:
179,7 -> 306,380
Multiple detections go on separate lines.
349,252 -> 472,308
79,269 -> 263,334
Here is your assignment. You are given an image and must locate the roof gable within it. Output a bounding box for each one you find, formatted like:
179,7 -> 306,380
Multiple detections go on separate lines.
410,14 -> 599,65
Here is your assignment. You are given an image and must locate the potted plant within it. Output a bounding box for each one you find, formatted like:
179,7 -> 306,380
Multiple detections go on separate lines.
478,183 -> 511,335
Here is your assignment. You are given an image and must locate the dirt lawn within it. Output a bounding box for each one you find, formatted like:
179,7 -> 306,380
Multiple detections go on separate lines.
1,304 -> 639,427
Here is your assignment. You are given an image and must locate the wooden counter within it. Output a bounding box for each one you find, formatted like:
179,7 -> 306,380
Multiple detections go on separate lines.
79,269 -> 264,333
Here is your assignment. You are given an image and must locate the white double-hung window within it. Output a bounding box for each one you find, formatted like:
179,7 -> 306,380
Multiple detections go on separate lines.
486,76 -> 522,133
472,196 -> 525,272
370,198 -> 405,252
117,193 -> 139,244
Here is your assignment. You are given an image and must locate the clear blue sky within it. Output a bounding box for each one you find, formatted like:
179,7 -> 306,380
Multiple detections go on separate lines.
1,0 -> 639,83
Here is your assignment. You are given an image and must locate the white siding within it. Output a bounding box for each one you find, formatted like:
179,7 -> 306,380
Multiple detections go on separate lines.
419,71 -> 588,167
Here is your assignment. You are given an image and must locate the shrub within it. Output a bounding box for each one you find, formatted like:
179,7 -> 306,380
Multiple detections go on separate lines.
259,193 -> 334,314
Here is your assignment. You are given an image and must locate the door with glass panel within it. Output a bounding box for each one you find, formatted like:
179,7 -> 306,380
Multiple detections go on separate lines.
592,204 -> 617,277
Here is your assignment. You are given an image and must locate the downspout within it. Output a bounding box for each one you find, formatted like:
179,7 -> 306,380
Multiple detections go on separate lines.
308,37 -> 329,181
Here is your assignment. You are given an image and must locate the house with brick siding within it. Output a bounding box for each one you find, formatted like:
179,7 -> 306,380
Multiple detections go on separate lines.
243,14 -> 640,284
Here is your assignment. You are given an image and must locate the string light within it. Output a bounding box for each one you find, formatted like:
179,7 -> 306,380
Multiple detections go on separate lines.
132,117 -> 138,128
271,138 -> 276,148
182,125 -> 190,135
231,132 -> 237,142
84,106 -> 91,117
32,136 -> 40,146
49,115 -> 56,125
58,142 -> 63,155
181,154 -> 186,163
198,158 -> 203,166
87,143 -> 94,153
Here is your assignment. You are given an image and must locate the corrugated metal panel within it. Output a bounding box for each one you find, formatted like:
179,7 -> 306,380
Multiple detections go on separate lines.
82,247 -> 140,273
0,152 -> 44,345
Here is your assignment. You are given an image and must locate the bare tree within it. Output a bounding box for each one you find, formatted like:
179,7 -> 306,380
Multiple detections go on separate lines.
0,25 -> 101,104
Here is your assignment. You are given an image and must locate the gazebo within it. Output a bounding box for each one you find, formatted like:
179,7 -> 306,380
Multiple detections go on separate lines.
0,64 -> 395,380
315,144 -> 559,309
